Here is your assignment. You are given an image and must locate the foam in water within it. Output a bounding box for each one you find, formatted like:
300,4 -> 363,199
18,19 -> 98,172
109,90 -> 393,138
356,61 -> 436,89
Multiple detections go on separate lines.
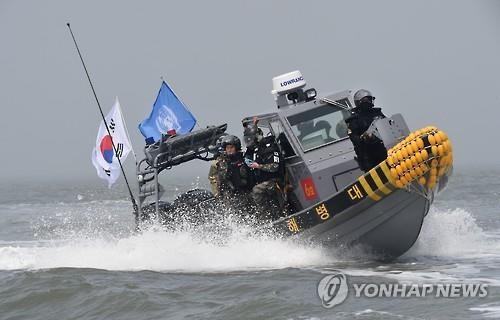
320,207 -> 500,286
0,199 -> 337,272
354,309 -> 423,320
2,205 -> 499,274
470,303 -> 500,319
405,207 -> 500,258
469,305 -> 500,319
0,225 -> 334,272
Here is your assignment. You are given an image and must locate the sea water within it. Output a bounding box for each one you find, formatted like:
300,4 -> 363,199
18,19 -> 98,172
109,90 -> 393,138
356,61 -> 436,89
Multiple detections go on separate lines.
0,167 -> 499,319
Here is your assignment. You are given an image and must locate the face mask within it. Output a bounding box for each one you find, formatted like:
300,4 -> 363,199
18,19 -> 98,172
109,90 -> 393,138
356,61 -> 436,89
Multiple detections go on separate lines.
360,101 -> 373,109
358,97 -> 374,110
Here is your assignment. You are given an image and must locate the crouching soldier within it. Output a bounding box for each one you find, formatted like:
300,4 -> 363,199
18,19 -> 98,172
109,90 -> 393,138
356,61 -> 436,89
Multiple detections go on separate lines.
212,135 -> 252,211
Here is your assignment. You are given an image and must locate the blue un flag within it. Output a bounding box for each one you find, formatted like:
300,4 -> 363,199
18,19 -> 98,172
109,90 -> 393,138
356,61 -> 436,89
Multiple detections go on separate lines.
139,81 -> 197,142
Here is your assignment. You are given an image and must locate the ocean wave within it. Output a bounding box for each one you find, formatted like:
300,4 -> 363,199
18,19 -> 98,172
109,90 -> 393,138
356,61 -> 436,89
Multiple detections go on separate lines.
0,225 -> 335,272
2,205 -> 499,279
470,303 -> 500,319
406,207 -> 500,259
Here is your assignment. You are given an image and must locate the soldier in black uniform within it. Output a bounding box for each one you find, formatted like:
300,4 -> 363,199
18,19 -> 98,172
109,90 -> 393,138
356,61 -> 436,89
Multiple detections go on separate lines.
345,89 -> 387,171
243,120 -> 283,220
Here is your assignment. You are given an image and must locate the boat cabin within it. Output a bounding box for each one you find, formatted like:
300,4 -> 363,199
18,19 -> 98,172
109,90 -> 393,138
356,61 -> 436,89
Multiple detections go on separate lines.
242,89 -> 362,213
241,70 -> 408,214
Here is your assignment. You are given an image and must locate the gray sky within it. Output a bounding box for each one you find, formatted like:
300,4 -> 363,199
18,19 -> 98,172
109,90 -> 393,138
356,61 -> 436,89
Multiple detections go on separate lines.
0,0 -> 499,183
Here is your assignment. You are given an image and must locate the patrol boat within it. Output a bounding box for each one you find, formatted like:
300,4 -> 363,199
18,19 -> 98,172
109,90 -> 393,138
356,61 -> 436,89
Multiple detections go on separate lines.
135,71 -> 453,259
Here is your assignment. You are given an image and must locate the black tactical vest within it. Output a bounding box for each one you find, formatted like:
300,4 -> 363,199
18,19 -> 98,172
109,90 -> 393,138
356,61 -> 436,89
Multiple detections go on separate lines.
251,136 -> 282,183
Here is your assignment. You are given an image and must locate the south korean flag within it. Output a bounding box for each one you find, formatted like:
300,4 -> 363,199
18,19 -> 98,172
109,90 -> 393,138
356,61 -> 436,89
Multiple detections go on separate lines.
91,97 -> 133,187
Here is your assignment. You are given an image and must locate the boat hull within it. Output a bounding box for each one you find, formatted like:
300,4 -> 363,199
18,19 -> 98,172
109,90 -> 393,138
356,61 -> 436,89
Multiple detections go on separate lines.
302,185 -> 430,259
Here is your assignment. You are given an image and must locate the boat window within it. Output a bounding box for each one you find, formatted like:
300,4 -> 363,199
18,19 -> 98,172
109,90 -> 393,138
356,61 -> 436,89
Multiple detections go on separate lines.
270,120 -> 296,158
287,103 -> 351,152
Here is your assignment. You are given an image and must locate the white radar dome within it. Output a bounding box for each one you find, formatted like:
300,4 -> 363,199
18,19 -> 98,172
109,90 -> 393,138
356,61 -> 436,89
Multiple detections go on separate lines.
271,70 -> 306,95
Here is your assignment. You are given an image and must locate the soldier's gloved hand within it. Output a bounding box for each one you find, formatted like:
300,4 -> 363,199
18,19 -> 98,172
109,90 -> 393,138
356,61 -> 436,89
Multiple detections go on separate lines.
249,162 -> 262,170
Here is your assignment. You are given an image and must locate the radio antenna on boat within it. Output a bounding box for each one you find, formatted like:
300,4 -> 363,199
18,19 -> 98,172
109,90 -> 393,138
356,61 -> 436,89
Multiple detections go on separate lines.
66,22 -> 139,217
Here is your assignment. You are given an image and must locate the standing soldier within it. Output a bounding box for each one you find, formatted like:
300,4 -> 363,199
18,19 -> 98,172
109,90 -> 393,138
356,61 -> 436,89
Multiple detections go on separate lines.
345,89 -> 387,171
243,119 -> 283,220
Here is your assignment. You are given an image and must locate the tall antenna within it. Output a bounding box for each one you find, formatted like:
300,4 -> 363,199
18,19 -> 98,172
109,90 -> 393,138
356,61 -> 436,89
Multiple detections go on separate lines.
66,23 -> 138,218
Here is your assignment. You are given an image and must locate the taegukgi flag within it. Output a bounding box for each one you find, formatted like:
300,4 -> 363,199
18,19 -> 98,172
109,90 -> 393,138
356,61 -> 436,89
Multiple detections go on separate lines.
138,81 -> 196,143
91,97 -> 133,187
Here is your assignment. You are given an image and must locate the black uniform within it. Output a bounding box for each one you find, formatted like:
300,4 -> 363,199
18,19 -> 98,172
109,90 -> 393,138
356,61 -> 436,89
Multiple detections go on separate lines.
216,152 -> 251,196
345,107 -> 387,171
245,136 -> 283,219
210,151 -> 252,213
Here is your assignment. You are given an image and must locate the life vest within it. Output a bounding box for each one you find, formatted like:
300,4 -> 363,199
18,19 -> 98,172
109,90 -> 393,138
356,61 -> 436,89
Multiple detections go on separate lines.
218,152 -> 250,193
250,136 -> 282,184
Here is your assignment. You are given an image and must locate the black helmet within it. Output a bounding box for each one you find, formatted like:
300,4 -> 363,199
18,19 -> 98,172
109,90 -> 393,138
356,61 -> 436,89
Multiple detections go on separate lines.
353,89 -> 375,108
221,135 -> 241,151
215,134 -> 227,154
243,124 -> 262,147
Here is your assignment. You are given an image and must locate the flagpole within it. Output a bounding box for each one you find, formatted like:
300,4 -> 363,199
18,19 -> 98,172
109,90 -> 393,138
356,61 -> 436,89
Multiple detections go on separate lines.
66,23 -> 139,217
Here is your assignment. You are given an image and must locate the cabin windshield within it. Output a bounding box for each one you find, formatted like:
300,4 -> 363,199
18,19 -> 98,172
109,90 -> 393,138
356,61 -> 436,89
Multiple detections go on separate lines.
287,102 -> 351,152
